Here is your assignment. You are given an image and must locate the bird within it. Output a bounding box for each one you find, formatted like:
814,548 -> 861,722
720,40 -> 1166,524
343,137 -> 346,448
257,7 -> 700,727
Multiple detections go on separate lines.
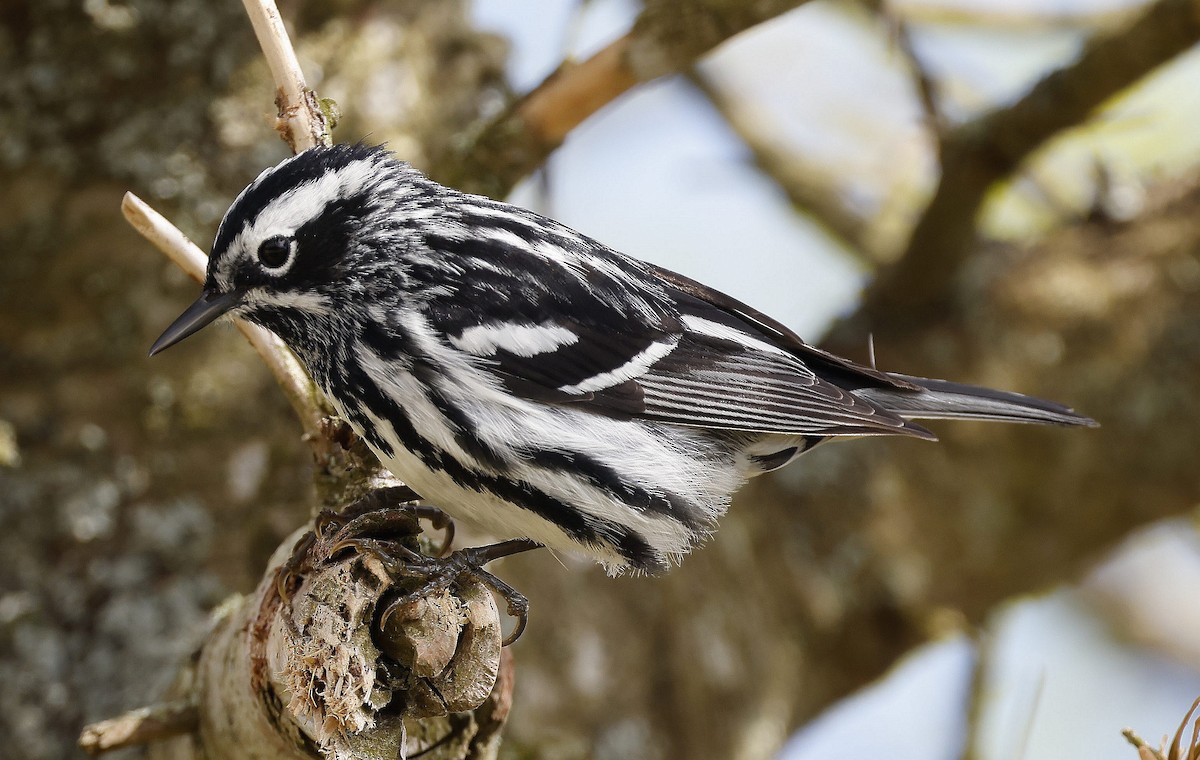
150,142 -> 1096,577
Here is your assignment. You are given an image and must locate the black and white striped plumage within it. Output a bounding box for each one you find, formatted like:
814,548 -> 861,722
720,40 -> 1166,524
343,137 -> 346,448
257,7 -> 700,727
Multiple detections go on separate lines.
151,144 -> 1095,574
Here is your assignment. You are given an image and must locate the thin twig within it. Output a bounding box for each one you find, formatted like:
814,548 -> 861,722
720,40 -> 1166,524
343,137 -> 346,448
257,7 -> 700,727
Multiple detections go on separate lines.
121,194 -> 208,281
125,0 -> 336,441
1122,696 -> 1200,760
241,0 -> 330,151
1124,728 -> 1167,760
78,701 -> 198,755
123,192 -> 328,441
1167,696 -> 1200,760
882,2 -> 945,140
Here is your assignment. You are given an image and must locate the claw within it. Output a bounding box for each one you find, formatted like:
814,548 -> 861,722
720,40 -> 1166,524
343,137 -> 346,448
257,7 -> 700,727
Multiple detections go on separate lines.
470,570 -> 530,646
409,504 -> 456,557
378,573 -> 456,630
502,597 -> 529,647
331,536 -> 424,575
276,529 -> 319,602
312,508 -> 343,539
331,508 -> 420,546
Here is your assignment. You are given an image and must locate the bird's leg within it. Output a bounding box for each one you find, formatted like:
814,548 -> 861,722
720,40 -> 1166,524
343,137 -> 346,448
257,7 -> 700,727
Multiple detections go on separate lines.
333,484 -> 421,523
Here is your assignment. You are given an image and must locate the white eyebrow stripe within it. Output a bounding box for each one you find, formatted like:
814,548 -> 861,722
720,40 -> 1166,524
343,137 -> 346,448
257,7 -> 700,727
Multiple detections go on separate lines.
227,158 -> 379,262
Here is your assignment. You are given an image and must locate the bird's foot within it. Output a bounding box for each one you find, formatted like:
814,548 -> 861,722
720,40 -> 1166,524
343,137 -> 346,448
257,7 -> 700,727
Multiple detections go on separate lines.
334,536 -> 541,646
275,485 -> 454,602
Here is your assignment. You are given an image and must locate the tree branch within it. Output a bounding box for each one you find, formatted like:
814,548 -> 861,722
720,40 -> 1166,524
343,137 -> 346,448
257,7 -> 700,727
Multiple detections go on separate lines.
78,702 -> 199,756
241,0 -> 331,151
880,1 -> 945,139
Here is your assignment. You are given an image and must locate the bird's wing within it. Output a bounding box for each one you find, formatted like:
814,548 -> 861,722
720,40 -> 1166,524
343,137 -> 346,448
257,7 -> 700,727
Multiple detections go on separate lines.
418,213 -> 930,438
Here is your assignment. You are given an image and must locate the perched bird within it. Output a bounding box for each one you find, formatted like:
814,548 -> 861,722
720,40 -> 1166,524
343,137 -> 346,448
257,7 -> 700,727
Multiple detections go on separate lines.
151,143 -> 1095,576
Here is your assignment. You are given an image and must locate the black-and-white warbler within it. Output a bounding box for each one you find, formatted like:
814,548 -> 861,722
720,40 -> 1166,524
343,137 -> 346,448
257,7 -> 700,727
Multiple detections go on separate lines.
151,143 -> 1095,575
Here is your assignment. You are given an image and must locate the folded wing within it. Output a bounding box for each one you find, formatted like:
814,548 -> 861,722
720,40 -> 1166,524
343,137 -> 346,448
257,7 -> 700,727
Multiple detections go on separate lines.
418,222 -> 932,439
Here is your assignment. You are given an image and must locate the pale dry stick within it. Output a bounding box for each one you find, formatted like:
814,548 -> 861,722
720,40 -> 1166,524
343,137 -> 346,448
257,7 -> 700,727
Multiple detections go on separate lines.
122,192 -> 328,442
1122,728 -> 1166,760
124,1 -> 332,439
241,0 -> 330,151
78,702 -> 199,756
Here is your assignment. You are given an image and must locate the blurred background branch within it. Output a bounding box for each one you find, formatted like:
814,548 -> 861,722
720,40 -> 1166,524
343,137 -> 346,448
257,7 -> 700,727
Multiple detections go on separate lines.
434,0 -> 817,196
863,0 -> 1200,320
688,69 -> 879,263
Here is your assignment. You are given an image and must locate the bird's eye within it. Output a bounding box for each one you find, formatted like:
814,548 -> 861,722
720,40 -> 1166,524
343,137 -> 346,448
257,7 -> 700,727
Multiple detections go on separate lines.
257,236 -> 292,270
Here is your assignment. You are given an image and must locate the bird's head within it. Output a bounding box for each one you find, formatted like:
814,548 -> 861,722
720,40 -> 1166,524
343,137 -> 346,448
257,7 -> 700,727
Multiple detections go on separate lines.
150,143 -> 432,356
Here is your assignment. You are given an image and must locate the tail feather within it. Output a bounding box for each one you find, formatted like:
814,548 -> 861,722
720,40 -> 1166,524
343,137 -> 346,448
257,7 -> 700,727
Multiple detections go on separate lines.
856,373 -> 1098,428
